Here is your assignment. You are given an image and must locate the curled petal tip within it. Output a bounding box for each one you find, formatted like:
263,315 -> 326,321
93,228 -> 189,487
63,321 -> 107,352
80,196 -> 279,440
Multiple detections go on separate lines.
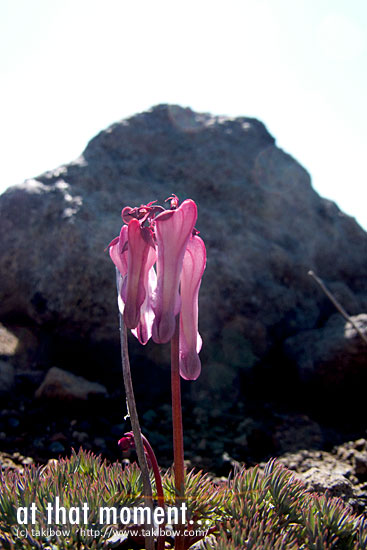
179,350 -> 202,381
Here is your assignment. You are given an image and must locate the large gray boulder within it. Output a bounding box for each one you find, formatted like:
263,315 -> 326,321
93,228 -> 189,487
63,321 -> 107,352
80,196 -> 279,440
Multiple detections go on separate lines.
0,104 -> 366,395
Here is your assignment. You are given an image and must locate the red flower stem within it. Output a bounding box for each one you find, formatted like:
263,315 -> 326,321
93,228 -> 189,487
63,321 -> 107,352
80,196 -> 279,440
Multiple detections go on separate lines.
171,315 -> 185,550
119,314 -> 154,550
141,434 -> 165,509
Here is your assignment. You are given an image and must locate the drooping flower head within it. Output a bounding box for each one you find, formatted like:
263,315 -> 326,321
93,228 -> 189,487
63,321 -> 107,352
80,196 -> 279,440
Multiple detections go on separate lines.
152,199 -> 197,344
179,234 -> 206,380
108,196 -> 206,380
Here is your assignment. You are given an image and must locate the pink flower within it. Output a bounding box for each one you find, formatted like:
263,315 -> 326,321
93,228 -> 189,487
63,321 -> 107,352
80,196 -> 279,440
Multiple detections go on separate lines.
179,235 -> 206,380
123,220 -> 155,330
109,197 -> 206,378
152,199 -> 197,344
109,220 -> 156,345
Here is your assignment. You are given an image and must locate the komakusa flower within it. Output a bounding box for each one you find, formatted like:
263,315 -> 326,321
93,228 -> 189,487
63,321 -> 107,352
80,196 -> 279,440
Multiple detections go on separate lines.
123,220 -> 156,331
179,234 -> 206,380
109,196 -> 206,379
109,217 -> 157,345
151,199 -> 198,344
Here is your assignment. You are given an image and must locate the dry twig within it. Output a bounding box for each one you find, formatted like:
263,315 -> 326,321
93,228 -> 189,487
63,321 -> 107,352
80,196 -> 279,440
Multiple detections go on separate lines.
308,270 -> 367,345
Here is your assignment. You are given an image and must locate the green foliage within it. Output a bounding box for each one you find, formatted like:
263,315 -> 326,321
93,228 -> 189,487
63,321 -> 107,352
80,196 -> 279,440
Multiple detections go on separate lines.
0,451 -> 366,549
0,449 -> 144,549
203,459 -> 367,550
163,468 -> 228,528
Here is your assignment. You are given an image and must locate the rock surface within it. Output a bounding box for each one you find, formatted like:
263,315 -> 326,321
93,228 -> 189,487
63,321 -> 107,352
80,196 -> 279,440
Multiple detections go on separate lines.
0,451 -> 34,472
0,104 -> 366,399
0,361 -> 15,395
35,367 -> 108,401
278,438 -> 367,514
284,313 -> 367,388
0,324 -> 19,357
0,323 -> 40,369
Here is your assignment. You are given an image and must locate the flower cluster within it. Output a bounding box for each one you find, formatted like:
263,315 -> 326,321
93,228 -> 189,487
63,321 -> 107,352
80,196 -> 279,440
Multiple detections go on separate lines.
109,196 -> 206,380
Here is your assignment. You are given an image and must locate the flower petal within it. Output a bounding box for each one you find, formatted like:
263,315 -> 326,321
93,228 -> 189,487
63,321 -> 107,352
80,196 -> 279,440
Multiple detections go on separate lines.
109,226 -> 129,315
109,225 -> 128,277
152,199 -> 197,344
179,235 -> 206,380
124,220 -> 156,329
131,247 -> 157,345
116,271 -> 125,315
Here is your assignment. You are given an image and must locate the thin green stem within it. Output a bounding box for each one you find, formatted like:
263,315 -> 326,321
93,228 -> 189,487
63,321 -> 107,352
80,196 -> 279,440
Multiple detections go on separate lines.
171,315 -> 185,550
119,313 -> 154,550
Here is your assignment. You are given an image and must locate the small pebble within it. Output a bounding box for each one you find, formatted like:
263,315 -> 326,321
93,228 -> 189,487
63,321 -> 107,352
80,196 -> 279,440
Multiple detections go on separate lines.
354,452 -> 367,476
8,418 -> 20,428
94,437 -> 106,449
49,441 -> 65,454
355,439 -> 367,451
72,431 -> 89,444
198,438 -> 207,450
50,432 -> 67,442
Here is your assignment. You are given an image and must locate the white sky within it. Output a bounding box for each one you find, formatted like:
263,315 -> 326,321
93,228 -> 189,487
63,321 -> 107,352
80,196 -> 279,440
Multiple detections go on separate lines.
1,0 -> 366,230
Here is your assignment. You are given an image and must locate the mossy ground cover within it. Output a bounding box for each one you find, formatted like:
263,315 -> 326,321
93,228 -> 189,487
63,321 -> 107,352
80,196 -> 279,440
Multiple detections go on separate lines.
1,449 -> 366,549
